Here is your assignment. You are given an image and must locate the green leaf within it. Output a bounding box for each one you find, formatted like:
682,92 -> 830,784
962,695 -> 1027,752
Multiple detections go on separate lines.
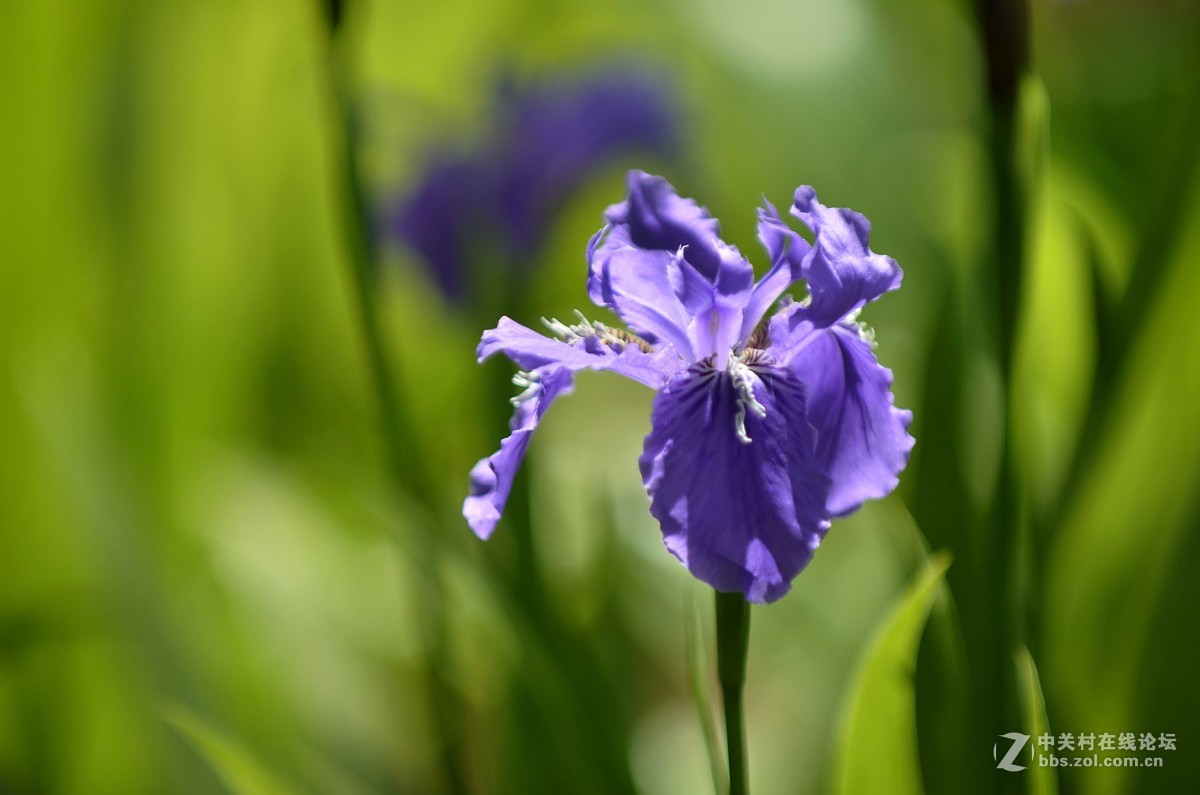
1041,169 -> 1200,792
830,553 -> 952,795
1012,164 -> 1097,512
1015,646 -> 1058,795
163,704 -> 296,795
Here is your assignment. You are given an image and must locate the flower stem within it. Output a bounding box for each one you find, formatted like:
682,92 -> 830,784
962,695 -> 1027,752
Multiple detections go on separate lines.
715,590 -> 750,795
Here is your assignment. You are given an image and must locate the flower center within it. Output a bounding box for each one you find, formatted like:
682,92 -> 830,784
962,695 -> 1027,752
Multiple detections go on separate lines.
545,310 -> 777,444
693,343 -> 774,445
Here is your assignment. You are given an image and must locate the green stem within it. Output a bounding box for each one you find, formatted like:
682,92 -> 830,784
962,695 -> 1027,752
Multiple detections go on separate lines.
715,591 -> 750,795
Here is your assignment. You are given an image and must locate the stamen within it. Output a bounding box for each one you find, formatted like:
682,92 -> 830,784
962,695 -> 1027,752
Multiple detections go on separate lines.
597,324 -> 655,353
745,315 -> 771,351
510,370 -> 542,406
729,359 -> 767,444
541,317 -> 575,340
541,310 -> 596,343
542,311 -> 655,353
845,308 -> 878,350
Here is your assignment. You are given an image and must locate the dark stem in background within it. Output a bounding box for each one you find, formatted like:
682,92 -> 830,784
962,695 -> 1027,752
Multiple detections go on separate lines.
975,0 -> 1029,376
975,0 -> 1031,788
715,591 -> 750,795
320,3 -> 466,793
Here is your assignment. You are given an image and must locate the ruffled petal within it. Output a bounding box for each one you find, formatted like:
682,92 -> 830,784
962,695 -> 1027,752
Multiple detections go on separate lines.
790,186 -> 901,328
464,366 -> 575,539
596,172 -> 754,329
604,170 -> 723,277
739,200 -> 812,341
786,322 -> 914,516
639,365 -> 831,603
478,316 -> 680,389
592,190 -> 799,363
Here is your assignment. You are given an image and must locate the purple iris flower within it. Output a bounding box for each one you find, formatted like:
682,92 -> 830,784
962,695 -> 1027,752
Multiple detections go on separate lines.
391,70 -> 678,302
464,171 -> 913,603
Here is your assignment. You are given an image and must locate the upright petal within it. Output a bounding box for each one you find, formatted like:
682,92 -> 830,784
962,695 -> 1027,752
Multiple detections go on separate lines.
739,200 -> 812,342
464,366 -> 574,539
478,316 -> 680,388
671,242 -> 753,366
600,171 -> 755,302
586,238 -> 697,358
791,186 -> 901,328
639,366 -> 831,603
605,170 -> 722,275
786,322 -> 914,516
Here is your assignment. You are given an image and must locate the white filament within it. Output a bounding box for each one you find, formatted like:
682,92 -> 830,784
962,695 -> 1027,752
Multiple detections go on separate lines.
510,370 -> 542,406
729,358 -> 766,444
542,310 -> 639,351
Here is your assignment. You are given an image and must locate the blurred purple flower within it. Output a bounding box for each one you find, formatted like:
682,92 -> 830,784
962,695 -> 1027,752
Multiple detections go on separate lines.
464,171 -> 914,603
391,70 -> 679,302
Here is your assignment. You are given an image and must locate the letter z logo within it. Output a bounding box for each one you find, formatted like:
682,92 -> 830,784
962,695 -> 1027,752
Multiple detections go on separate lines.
994,732 -> 1030,771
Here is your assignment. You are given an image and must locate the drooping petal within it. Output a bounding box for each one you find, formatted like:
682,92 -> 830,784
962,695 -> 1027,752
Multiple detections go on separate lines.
478,316 -> 680,388
739,200 -> 812,341
464,367 -> 575,539
786,322 -> 914,517
790,186 -> 901,328
639,365 -> 831,603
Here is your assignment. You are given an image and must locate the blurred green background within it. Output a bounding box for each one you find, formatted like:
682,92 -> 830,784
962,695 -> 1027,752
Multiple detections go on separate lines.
2,0 -> 1199,793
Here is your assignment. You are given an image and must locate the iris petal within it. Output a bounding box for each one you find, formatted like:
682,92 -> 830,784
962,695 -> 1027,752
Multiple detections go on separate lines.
790,186 -> 902,328
464,366 -> 574,539
786,322 -> 914,516
593,171 -> 755,343
478,316 -> 678,388
605,170 -> 723,277
739,200 -> 812,342
586,238 -> 697,359
639,366 -> 831,603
